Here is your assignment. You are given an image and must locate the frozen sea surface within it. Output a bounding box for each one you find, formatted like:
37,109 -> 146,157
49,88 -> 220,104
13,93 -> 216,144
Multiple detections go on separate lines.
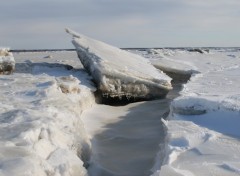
144,48 -> 240,176
82,99 -> 170,176
0,47 -> 239,176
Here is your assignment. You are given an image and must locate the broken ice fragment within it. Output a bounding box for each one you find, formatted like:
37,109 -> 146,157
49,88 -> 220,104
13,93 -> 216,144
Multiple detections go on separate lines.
66,29 -> 172,99
0,48 -> 15,75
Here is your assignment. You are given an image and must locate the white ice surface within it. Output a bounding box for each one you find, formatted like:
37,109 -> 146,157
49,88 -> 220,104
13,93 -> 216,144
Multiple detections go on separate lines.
1,48 -> 240,176
0,51 -> 96,176
66,29 -> 172,98
146,49 -> 240,176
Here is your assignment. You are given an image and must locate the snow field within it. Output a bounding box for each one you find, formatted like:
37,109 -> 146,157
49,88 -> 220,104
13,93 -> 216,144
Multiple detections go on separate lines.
0,47 -> 239,176
0,51 -> 96,176
146,49 -> 240,176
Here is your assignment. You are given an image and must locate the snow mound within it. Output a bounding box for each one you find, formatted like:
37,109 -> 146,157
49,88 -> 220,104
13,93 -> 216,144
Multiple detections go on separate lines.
0,52 -> 97,176
66,28 -> 172,99
0,48 -> 15,74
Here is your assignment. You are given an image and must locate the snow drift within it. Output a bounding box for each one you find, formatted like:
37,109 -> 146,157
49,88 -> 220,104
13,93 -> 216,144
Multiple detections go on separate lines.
66,29 -> 172,100
0,51 -> 96,176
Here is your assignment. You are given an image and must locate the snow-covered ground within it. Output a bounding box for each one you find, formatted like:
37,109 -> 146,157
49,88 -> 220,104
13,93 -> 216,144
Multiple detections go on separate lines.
141,48 -> 240,176
0,48 -> 240,176
0,51 -> 96,176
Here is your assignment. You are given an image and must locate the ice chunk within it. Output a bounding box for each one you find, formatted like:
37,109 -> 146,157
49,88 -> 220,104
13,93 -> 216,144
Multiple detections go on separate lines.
66,28 -> 172,99
0,48 -> 15,74
56,75 -> 81,94
138,49 -> 200,82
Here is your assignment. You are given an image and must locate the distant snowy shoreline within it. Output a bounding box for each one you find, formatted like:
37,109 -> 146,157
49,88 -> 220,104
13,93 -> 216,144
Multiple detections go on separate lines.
9,47 -> 240,53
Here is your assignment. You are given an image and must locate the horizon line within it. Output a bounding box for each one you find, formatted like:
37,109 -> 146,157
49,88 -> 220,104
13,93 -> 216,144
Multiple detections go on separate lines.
10,47 -> 240,52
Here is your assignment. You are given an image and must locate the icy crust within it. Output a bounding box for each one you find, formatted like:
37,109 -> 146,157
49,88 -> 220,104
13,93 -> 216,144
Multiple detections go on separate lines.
155,118 -> 240,176
0,55 -> 96,176
138,48 -> 240,113
149,49 -> 240,176
66,29 -> 172,99
171,52 -> 240,114
0,48 -> 15,74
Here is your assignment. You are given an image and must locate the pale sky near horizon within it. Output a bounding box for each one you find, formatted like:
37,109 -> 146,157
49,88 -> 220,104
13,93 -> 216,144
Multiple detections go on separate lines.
0,0 -> 239,49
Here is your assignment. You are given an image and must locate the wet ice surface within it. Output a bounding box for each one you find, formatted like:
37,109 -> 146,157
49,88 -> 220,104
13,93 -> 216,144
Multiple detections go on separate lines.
82,99 -> 170,176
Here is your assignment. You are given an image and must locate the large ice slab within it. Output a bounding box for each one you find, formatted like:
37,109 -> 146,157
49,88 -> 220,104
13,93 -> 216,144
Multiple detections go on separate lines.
0,48 -> 15,74
131,49 -> 200,82
66,29 -> 172,99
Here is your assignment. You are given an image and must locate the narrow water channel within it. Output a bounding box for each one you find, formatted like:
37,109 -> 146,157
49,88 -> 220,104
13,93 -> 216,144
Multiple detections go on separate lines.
82,77 -> 185,176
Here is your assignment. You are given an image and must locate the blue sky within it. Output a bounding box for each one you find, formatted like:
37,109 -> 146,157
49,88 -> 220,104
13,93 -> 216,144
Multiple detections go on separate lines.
0,0 -> 239,49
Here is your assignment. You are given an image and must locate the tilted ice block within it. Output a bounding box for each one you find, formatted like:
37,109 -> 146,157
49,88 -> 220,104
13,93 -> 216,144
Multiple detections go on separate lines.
0,48 -> 15,74
66,29 -> 172,99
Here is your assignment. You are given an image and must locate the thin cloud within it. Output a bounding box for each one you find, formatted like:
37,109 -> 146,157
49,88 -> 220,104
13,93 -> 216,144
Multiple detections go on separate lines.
0,0 -> 239,49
